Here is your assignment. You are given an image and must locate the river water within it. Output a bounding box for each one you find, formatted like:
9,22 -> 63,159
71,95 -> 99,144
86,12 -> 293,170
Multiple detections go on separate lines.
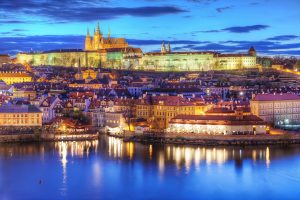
0,136 -> 300,200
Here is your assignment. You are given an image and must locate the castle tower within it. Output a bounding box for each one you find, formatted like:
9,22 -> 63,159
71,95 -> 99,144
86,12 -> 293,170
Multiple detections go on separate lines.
85,28 -> 92,51
108,26 -> 111,43
93,22 -> 103,50
248,46 -> 256,57
161,41 -> 167,53
167,42 -> 171,53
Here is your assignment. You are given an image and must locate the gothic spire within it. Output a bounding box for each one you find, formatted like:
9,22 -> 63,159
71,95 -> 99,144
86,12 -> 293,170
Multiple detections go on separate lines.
96,22 -> 100,34
167,42 -> 171,53
161,41 -> 166,53
108,26 -> 111,41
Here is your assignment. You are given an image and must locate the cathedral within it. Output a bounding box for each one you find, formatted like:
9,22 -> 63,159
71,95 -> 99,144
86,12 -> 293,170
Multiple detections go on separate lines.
85,23 -> 129,51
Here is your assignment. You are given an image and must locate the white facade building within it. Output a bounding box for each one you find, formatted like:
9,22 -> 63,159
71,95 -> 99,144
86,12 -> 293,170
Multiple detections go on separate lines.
167,113 -> 266,135
250,93 -> 300,126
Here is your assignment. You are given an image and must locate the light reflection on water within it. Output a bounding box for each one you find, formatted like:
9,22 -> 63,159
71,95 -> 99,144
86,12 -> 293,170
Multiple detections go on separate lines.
1,136 -> 300,199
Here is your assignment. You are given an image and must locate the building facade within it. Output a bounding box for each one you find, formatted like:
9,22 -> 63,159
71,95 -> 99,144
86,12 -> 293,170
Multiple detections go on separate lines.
167,113 -> 266,135
250,93 -> 300,126
136,96 -> 211,129
0,72 -> 33,84
0,104 -> 42,127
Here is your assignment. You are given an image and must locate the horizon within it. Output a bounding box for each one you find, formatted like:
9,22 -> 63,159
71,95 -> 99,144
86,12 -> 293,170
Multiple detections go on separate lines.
0,0 -> 300,56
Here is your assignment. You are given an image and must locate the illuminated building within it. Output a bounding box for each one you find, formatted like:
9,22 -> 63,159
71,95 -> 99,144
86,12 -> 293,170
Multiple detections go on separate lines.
167,111 -> 267,135
250,93 -> 300,126
13,88 -> 36,100
105,112 -> 126,134
0,54 -> 10,66
82,69 -> 98,80
0,71 -> 33,84
16,25 -> 257,71
85,23 -> 129,51
139,44 -> 256,71
136,96 -> 211,129
140,51 -> 215,71
68,81 -> 103,90
0,103 -> 42,126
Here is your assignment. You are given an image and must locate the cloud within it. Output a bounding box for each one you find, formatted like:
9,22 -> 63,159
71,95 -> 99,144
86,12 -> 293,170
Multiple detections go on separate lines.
0,28 -> 27,36
0,0 -> 187,22
0,20 -> 28,24
249,2 -> 260,6
187,0 -> 219,4
267,35 -> 300,41
11,29 -> 27,32
202,25 -> 269,33
222,25 -> 269,33
127,39 -> 207,45
216,6 -> 234,13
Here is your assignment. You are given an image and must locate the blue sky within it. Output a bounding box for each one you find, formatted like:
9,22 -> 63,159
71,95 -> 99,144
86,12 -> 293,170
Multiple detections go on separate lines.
0,0 -> 300,56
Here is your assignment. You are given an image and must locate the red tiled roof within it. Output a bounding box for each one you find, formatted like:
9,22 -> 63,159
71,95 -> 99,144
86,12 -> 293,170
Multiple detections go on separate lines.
252,93 -> 300,101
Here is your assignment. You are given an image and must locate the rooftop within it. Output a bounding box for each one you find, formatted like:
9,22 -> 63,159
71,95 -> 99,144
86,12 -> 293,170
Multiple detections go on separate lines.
170,114 -> 265,125
252,93 -> 300,101
0,103 -> 41,113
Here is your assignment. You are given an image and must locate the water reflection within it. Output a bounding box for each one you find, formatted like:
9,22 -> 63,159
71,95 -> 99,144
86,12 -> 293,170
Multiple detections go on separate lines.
104,136 -> 271,169
0,136 -> 295,173
0,137 -> 300,199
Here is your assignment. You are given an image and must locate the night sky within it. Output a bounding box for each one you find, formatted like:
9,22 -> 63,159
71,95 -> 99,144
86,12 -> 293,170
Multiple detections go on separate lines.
0,0 -> 299,56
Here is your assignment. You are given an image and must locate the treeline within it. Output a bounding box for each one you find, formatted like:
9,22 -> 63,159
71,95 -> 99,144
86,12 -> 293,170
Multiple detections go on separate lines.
257,56 -> 300,69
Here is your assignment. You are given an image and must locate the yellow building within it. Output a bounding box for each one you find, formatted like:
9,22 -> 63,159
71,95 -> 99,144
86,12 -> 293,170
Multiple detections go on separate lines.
0,72 -> 33,84
13,88 -> 36,100
0,104 -> 42,126
85,23 -> 129,51
82,69 -> 98,80
136,96 -> 211,129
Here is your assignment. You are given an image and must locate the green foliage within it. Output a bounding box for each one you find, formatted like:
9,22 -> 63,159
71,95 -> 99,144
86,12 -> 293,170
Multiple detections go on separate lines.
64,111 -> 90,124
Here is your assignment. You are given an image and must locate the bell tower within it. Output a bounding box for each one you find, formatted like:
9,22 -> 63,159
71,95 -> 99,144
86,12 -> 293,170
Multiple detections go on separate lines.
93,22 -> 102,50
161,41 -> 167,53
248,46 -> 257,57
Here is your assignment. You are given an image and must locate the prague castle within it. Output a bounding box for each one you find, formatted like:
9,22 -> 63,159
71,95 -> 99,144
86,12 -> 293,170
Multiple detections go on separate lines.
16,23 -> 257,71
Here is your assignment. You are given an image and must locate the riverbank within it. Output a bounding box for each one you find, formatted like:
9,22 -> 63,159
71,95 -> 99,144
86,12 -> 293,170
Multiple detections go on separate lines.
124,133 -> 300,146
1,130 -> 300,146
0,132 -> 99,143
0,134 -> 38,143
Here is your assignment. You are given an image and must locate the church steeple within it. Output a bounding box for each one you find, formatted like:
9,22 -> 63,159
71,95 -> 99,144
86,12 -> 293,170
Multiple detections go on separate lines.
167,42 -> 171,53
161,41 -> 167,53
96,22 -> 101,35
93,22 -> 102,49
108,26 -> 111,42
85,28 -> 92,50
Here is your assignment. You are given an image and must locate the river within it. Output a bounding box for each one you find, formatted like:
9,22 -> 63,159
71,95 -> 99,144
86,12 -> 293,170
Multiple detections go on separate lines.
0,135 -> 300,199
